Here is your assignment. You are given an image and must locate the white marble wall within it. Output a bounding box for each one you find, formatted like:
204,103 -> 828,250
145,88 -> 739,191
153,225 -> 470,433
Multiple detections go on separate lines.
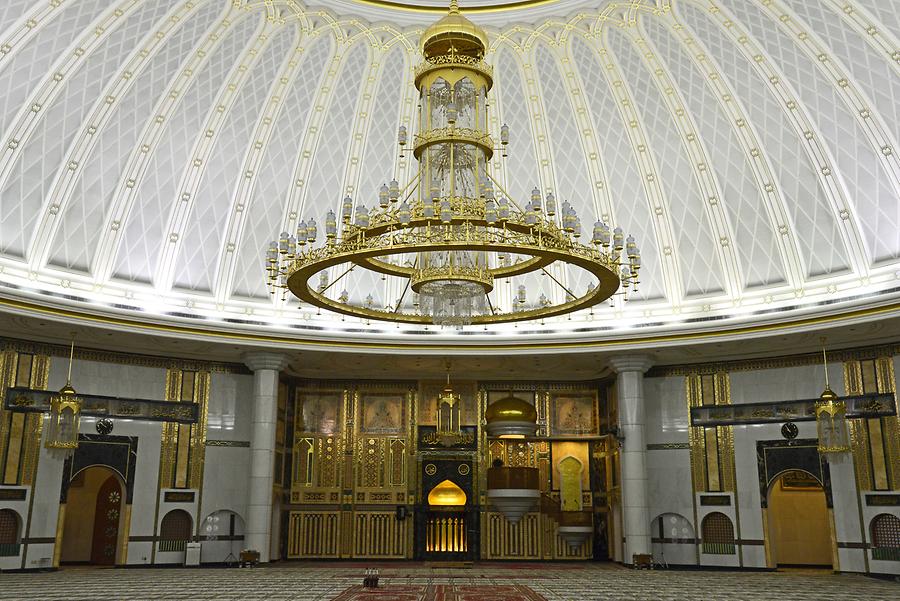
8,357 -> 256,569
642,360 -> 895,574
198,371 -> 253,563
643,375 -> 696,565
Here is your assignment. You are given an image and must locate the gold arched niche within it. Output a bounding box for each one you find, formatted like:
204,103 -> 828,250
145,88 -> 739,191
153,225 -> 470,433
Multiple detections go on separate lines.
428,479 -> 467,506
558,456 -> 584,511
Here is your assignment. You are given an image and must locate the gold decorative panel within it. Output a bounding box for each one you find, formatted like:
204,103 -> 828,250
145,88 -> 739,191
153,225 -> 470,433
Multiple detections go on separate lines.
358,437 -> 387,488
159,369 -> 209,490
0,351 -> 49,486
287,511 -> 341,558
549,391 -> 598,436
845,357 -> 899,491
360,391 -> 406,434
488,440 -> 540,469
686,373 -> 735,493
551,442 -> 591,492
482,512 -> 541,559
296,390 -> 342,434
352,512 -> 409,558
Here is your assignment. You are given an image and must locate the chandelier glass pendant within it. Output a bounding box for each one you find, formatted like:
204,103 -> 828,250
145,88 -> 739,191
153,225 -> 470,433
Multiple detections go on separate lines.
266,1 -> 641,327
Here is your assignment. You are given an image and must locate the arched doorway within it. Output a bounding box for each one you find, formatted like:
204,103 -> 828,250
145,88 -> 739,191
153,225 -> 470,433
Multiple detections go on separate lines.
200,510 -> 245,564
651,512 -> 695,566
766,470 -> 832,568
60,466 -> 125,565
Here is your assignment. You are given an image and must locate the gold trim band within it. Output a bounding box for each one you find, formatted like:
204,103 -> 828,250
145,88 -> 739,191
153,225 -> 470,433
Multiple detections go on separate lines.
348,0 -> 564,14
1,294 -> 898,352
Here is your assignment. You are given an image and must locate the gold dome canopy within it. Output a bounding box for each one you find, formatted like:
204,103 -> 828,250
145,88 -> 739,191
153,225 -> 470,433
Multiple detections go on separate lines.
421,1 -> 489,60
485,395 -> 538,423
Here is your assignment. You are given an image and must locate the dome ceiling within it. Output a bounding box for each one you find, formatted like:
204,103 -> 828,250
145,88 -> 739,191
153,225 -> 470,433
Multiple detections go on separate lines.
0,0 -> 898,349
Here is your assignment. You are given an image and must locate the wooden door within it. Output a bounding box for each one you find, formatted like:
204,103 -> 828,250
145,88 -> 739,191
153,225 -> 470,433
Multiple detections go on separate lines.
90,475 -> 122,565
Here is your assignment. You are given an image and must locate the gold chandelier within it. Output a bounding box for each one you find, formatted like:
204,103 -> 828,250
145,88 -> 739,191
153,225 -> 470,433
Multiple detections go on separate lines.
266,1 -> 641,327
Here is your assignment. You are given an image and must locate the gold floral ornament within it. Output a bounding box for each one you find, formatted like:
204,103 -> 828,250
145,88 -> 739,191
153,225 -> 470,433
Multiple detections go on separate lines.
265,1 -> 641,328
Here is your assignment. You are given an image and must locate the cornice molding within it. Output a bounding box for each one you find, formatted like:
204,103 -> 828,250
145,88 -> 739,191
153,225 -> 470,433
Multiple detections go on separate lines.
0,336 -> 250,374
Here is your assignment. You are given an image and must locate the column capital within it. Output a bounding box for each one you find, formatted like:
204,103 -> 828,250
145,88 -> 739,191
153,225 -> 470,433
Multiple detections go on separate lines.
242,352 -> 290,372
607,355 -> 654,374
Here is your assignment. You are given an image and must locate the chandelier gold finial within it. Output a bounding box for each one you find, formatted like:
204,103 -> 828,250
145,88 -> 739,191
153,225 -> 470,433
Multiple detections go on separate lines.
265,3 -> 643,328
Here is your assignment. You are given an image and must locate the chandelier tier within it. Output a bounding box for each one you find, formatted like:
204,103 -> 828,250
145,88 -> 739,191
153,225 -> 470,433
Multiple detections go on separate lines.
266,1 -> 641,327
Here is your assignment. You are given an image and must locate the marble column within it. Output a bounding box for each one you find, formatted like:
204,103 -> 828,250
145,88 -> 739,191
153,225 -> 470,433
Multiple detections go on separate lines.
608,355 -> 654,566
243,352 -> 290,563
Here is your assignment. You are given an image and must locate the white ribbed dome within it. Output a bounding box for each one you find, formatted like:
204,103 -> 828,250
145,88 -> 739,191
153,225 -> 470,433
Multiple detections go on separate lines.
0,0 -> 898,348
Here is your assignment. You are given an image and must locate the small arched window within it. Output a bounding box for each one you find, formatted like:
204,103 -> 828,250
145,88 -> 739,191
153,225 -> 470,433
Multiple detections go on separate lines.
0,509 -> 21,557
159,509 -> 192,553
701,512 -> 735,555
871,513 -> 900,562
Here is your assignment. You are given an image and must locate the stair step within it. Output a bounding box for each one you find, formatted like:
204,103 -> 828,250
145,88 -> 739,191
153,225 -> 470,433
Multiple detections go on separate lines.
427,561 -> 473,569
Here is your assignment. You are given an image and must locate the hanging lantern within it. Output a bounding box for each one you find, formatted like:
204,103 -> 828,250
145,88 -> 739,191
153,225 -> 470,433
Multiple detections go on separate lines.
437,363 -> 461,438
816,387 -> 849,454
815,339 -> 850,454
45,337 -> 82,451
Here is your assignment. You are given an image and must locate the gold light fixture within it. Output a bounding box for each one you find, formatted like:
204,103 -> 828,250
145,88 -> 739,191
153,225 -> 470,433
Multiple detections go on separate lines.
266,1 -> 641,328
45,336 -> 82,451
437,360 -> 462,437
815,338 -> 849,454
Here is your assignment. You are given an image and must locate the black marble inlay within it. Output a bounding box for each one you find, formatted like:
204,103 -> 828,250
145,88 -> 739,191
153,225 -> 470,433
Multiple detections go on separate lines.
420,458 -> 474,504
700,495 -> 732,506
865,494 -> 900,506
60,434 -> 138,504
417,426 -> 478,450
164,491 -> 195,503
756,439 -> 831,509
0,488 -> 27,501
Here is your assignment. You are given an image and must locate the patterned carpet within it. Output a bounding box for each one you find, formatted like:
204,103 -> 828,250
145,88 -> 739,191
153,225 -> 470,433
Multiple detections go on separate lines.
332,584 -> 546,600
0,563 -> 897,600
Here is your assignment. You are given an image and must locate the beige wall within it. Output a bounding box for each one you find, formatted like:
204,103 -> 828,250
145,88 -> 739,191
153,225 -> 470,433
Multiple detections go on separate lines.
767,475 -> 831,567
60,467 -> 123,563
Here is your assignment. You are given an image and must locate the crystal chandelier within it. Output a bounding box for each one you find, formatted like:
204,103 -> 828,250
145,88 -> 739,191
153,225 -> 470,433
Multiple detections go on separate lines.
266,1 -> 642,327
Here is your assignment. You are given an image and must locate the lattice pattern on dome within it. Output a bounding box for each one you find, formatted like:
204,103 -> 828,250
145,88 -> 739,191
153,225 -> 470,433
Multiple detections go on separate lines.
0,0 -> 896,336
676,2 -> 850,279
0,0 -> 180,260
0,0 -> 110,144
111,12 -> 265,284
49,0 -> 224,273
720,0 -> 900,266
231,35 -> 335,300
301,41 -> 371,307
172,24 -> 298,292
782,0 -> 900,169
494,48 -> 541,213
534,43 -> 599,302
634,18 -> 787,289
607,27 -> 724,298
853,0 -> 900,41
